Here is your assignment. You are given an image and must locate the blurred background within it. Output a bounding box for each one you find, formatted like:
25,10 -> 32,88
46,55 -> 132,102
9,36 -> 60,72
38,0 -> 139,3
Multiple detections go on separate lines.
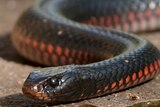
0,0 -> 34,33
0,0 -> 160,107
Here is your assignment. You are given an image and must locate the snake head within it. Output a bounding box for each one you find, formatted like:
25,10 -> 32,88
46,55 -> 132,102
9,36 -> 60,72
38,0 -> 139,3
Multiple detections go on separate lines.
22,66 -> 79,102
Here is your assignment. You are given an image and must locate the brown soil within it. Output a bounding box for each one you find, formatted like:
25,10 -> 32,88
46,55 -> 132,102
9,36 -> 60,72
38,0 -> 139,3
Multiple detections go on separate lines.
0,0 -> 160,107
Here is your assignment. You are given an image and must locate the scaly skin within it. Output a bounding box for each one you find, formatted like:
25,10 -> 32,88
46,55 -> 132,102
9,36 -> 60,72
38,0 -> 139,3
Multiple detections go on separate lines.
12,0 -> 160,103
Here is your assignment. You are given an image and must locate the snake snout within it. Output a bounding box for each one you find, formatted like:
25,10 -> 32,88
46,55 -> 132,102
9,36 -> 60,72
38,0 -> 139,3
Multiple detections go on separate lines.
22,82 -> 51,101
22,72 -> 52,101
22,83 -> 36,99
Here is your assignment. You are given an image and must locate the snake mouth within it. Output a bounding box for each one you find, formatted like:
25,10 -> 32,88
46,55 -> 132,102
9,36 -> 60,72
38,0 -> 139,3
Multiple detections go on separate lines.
22,83 -> 52,102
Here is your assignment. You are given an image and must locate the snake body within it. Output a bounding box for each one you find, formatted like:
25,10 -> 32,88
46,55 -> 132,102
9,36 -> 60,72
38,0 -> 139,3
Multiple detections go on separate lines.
12,0 -> 160,103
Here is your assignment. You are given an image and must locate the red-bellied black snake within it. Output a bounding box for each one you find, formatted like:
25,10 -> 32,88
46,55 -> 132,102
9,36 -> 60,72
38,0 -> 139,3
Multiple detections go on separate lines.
12,0 -> 160,103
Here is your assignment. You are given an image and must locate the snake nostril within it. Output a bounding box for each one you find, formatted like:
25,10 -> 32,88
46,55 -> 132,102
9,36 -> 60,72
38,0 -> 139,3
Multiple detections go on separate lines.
37,85 -> 43,92
31,84 -> 43,93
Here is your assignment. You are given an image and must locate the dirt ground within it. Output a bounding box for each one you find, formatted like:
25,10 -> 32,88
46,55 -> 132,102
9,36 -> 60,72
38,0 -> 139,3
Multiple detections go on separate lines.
1,0 -> 160,107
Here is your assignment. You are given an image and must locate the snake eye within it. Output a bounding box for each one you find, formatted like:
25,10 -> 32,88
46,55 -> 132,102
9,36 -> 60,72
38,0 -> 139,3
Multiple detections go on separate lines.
49,78 -> 59,88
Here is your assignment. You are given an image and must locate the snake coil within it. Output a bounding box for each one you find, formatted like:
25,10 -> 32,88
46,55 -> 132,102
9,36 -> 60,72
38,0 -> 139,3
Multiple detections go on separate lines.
12,0 -> 160,103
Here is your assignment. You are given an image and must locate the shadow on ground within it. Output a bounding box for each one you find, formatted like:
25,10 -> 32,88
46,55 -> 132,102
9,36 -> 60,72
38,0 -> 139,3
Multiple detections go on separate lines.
0,94 -> 98,107
0,94 -> 48,107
